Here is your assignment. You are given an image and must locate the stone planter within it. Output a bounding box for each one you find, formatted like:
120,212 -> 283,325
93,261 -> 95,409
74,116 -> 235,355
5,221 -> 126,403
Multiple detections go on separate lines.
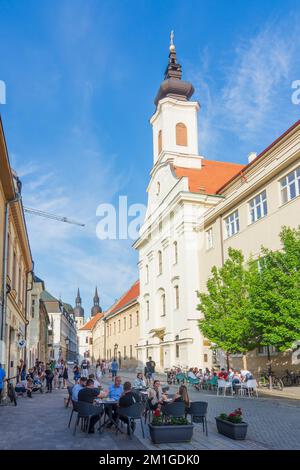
215,417 -> 248,440
149,424 -> 194,444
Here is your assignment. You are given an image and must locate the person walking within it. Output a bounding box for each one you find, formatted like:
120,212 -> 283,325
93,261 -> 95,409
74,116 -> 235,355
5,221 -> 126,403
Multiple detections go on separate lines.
80,358 -> 89,378
111,358 -> 118,381
0,363 -> 6,401
73,365 -> 81,383
95,360 -> 102,383
145,357 -> 156,386
45,363 -> 54,393
62,361 -> 69,388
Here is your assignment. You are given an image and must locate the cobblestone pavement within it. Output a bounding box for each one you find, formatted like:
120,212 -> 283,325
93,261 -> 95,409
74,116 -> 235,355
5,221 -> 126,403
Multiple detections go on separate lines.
102,371 -> 300,450
0,373 -> 299,450
0,387 -> 146,450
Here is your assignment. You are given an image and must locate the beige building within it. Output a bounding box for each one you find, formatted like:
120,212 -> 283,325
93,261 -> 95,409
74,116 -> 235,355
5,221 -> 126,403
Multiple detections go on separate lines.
0,116 -> 33,377
198,119 -> 300,374
92,281 -> 140,370
78,312 -> 103,364
27,274 -> 50,367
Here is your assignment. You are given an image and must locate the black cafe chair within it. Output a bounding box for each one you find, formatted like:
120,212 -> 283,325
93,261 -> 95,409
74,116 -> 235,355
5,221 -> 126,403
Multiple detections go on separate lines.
73,401 -> 103,437
68,399 -> 79,428
117,402 -> 146,439
187,401 -> 208,435
161,401 -> 185,420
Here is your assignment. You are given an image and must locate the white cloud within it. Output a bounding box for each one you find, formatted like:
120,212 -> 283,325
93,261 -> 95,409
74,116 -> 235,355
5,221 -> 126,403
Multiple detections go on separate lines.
221,25 -> 296,134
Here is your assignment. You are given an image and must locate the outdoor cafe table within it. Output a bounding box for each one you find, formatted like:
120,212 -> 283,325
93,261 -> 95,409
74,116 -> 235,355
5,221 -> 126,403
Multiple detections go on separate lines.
94,398 -> 123,434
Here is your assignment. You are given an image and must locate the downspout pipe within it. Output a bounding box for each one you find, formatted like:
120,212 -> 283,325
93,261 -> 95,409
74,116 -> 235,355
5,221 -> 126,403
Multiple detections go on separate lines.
0,195 -> 21,365
24,264 -> 34,366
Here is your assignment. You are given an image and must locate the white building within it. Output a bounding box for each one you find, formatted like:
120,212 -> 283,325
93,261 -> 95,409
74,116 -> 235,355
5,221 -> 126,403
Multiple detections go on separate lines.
41,290 -> 77,362
133,36 -> 242,371
75,288 -> 103,364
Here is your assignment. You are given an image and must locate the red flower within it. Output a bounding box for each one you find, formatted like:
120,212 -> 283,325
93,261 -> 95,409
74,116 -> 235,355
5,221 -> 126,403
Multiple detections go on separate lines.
153,409 -> 161,417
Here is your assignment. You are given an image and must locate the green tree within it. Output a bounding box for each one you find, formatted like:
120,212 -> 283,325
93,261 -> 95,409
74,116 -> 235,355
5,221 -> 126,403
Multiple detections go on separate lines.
249,226 -> 300,361
198,248 -> 258,369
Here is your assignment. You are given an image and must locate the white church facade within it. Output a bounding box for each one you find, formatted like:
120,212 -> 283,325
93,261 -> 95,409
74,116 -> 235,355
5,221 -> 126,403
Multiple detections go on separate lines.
133,35 -> 242,371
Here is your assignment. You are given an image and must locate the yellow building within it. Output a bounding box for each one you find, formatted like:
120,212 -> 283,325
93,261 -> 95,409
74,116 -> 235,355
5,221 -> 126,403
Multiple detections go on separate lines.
92,281 -> 140,370
0,116 -> 33,377
198,119 -> 300,374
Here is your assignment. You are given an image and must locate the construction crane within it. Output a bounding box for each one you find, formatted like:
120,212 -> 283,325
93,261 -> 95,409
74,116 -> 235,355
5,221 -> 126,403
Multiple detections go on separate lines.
23,207 -> 85,227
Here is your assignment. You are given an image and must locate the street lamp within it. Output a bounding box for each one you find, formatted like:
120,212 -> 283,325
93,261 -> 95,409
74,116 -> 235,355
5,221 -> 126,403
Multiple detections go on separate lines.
65,336 -> 70,362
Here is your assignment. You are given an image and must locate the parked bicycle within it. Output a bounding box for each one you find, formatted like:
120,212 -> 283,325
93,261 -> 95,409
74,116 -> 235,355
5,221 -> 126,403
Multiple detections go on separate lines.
281,369 -> 300,387
258,371 -> 284,390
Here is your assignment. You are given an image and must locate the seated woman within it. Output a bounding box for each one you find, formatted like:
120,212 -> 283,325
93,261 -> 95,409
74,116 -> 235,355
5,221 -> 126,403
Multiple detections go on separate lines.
133,372 -> 146,389
15,380 -> 26,397
207,372 -> 218,390
172,384 -> 190,411
231,370 -> 242,391
25,376 -> 33,398
147,380 -> 163,410
187,368 -> 197,380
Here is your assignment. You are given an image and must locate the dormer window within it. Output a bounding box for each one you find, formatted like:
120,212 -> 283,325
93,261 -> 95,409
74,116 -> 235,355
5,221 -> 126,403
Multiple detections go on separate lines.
176,123 -> 187,146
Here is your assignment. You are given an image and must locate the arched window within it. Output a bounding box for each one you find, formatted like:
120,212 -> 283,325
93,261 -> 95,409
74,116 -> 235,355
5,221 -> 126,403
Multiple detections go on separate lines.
145,264 -> 149,284
158,130 -> 162,154
176,122 -> 187,146
174,285 -> 179,309
158,250 -> 162,275
173,241 -> 178,264
161,293 -> 166,317
146,300 -> 150,320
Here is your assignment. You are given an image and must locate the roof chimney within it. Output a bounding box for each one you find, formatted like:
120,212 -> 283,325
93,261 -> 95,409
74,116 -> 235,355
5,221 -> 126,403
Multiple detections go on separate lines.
248,152 -> 257,164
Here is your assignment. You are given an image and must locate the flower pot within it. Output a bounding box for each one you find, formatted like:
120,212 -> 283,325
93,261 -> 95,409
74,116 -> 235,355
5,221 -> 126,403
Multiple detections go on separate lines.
215,417 -> 248,440
149,423 -> 194,444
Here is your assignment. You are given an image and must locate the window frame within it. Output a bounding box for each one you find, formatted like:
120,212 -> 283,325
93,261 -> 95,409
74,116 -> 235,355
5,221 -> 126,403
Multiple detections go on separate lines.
205,228 -> 213,250
280,166 -> 300,204
224,210 -> 240,239
248,190 -> 268,224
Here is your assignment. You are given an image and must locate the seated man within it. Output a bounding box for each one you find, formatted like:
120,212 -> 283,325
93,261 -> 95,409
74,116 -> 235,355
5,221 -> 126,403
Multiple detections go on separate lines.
89,373 -> 101,389
72,377 -> 87,401
119,381 -> 141,434
107,376 -> 123,425
78,378 -> 103,433
240,369 -> 253,382
218,368 -> 228,380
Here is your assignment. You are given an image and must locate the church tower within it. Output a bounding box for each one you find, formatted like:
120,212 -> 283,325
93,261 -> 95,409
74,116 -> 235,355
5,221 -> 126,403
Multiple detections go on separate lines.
150,31 -> 202,170
91,287 -> 102,317
73,288 -> 85,329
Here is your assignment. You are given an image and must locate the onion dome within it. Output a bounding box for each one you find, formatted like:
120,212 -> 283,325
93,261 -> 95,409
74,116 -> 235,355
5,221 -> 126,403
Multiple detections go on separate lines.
154,30 -> 194,106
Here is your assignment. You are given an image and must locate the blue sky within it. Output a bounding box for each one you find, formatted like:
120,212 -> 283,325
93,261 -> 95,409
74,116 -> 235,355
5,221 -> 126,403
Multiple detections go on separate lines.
0,0 -> 300,317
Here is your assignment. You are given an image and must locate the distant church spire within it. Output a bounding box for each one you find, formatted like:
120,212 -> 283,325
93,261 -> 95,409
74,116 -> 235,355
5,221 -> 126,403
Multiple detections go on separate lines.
91,286 -> 102,316
74,288 -> 84,318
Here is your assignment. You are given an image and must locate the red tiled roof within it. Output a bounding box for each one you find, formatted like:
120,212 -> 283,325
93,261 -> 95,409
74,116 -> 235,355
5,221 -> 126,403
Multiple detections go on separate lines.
79,312 -> 104,331
174,159 -> 245,194
106,280 -> 140,318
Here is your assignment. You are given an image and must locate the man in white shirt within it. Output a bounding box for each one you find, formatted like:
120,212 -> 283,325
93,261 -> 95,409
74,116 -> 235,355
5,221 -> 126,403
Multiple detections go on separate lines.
72,377 -> 87,401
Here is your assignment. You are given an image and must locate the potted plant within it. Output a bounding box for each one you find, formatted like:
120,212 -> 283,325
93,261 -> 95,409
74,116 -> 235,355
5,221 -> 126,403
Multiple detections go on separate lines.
149,408 -> 194,444
215,408 -> 248,440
